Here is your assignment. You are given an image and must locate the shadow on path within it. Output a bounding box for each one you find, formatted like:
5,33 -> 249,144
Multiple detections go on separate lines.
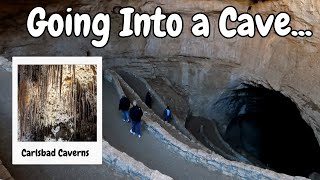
103,80 -> 234,180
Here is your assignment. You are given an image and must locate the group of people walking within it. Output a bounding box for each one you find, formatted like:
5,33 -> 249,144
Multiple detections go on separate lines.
118,91 -> 173,138
119,96 -> 143,138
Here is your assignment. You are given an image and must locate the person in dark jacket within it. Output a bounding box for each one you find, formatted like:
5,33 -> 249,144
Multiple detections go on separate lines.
164,105 -> 172,123
129,100 -> 143,138
145,92 -> 152,108
119,96 -> 130,122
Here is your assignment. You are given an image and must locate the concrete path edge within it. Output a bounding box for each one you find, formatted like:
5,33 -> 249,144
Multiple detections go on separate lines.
105,69 -> 309,180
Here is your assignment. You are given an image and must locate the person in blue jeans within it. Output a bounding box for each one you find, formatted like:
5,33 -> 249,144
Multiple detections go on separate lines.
119,96 -> 130,122
164,105 -> 172,123
129,100 -> 143,138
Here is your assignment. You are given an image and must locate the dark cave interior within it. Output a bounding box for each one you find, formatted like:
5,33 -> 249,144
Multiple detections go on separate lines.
224,85 -> 320,177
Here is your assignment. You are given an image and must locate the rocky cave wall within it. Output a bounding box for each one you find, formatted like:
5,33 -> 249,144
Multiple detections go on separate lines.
18,65 -> 97,141
1,0 -> 320,144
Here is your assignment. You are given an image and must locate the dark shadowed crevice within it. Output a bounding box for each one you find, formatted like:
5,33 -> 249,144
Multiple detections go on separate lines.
224,84 -> 320,177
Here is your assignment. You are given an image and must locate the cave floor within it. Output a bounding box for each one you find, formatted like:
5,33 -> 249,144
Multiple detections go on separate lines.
0,71 -> 127,180
103,80 -> 235,180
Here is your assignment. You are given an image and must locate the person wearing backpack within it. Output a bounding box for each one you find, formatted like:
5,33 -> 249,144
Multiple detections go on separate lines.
129,100 -> 143,138
164,105 -> 172,123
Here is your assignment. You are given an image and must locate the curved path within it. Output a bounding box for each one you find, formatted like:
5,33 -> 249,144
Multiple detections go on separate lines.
103,80 -> 234,180
117,70 -> 249,164
0,71 -> 127,180
0,70 -> 235,180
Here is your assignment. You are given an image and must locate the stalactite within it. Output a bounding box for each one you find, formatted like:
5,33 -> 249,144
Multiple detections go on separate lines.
73,65 -> 77,133
18,65 -> 97,141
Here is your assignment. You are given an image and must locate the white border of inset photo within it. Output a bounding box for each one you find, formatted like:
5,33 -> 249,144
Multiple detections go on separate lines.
12,57 -> 102,165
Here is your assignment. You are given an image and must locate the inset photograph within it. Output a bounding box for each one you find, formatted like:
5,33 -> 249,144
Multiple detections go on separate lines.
13,57 -> 102,165
18,64 -> 97,141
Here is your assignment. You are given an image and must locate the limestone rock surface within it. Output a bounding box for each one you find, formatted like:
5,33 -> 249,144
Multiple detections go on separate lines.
0,0 -> 320,144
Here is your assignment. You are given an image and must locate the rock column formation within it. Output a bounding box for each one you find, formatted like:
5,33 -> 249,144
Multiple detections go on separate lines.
18,65 -> 97,141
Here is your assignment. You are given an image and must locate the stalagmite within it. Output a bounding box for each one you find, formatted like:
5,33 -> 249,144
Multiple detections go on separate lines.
18,65 -> 97,141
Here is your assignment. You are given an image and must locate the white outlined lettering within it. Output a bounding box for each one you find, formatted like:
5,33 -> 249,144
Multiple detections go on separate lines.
134,13 -> 151,37
237,13 -> 255,37
218,6 -> 310,38
150,7 -> 167,37
27,7 -> 47,37
218,6 -> 237,38
166,13 -> 183,37
118,6 -> 183,38
74,13 -> 91,37
47,14 -> 64,37
91,13 -> 110,48
274,12 -> 291,37
119,7 -> 134,37
26,6 -> 314,48
255,14 -> 274,37
191,13 -> 210,37
26,7 -> 112,47
65,8 -> 73,36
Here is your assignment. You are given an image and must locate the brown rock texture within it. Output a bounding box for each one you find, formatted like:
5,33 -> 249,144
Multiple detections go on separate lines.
0,159 -> 13,180
0,0 -> 319,144
18,65 -> 97,141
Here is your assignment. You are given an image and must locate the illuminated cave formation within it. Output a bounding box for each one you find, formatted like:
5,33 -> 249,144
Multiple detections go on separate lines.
18,65 -> 97,141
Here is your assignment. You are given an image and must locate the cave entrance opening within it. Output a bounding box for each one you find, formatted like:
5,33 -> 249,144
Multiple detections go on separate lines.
224,84 -> 320,177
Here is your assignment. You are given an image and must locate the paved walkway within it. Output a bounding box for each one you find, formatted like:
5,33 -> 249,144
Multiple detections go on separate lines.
103,80 -> 234,180
0,71 -> 127,180
0,70 -> 236,180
